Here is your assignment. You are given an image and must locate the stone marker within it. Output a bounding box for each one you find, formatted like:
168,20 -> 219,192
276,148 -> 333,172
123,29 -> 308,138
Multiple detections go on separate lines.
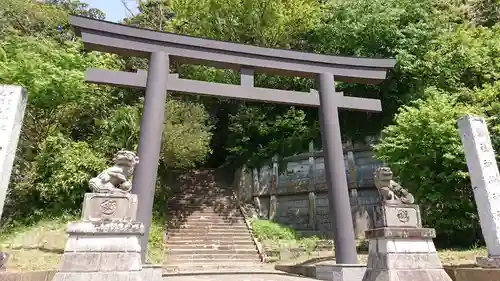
457,114 -> 500,268
0,85 -> 27,221
52,150 -> 161,281
361,167 -> 451,281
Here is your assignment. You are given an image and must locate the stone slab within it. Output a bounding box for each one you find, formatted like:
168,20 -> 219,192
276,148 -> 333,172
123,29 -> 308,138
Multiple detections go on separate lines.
81,193 -> 138,222
316,264 -> 366,281
65,235 -> 141,252
366,227 -> 436,239
141,264 -> 163,281
67,220 -> 144,235
52,271 -> 142,281
454,267 -> 500,281
476,256 -> 500,268
373,202 -> 421,228
369,239 -> 437,254
368,253 -> 443,270
0,271 -> 56,281
457,115 -> 500,257
0,85 -> 28,220
363,269 -> 452,281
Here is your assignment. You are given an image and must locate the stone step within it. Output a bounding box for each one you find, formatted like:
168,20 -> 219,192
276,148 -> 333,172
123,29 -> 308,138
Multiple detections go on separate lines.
167,235 -> 252,241
167,249 -> 257,255
167,230 -> 250,236
166,253 -> 260,260
167,228 -> 248,233
167,223 -> 247,229
169,219 -> 245,224
167,210 -> 240,214
167,239 -> 255,245
168,211 -> 242,216
167,226 -> 249,232
162,262 -> 266,273
170,224 -> 248,229
166,243 -> 256,250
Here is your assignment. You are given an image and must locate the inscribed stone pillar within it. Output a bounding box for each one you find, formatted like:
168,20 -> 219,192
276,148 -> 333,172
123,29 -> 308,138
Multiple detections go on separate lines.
457,114 -> 500,267
0,85 -> 27,221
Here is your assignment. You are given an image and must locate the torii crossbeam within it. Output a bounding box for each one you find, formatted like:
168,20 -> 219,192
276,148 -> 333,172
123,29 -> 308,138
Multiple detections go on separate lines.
70,15 -> 396,265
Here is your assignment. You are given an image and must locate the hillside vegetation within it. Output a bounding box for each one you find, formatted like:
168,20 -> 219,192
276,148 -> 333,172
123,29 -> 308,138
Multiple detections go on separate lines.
0,0 -> 499,253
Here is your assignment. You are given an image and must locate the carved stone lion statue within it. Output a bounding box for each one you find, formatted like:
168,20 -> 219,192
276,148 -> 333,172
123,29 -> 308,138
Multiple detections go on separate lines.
89,150 -> 140,194
373,167 -> 415,204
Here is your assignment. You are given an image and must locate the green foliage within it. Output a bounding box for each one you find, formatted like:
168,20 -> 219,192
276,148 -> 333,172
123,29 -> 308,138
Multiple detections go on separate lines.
0,1 -> 214,228
162,98 -> 213,169
32,134 -> 107,208
374,89 -> 483,247
251,219 -> 298,240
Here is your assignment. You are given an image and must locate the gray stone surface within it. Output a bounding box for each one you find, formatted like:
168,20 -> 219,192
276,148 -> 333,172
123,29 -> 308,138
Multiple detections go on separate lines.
0,85 -> 28,221
373,202 -> 421,228
82,193 -> 139,222
142,264 -> 163,281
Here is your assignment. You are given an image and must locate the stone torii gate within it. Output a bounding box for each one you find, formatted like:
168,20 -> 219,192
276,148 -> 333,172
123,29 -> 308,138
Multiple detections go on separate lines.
70,15 -> 396,264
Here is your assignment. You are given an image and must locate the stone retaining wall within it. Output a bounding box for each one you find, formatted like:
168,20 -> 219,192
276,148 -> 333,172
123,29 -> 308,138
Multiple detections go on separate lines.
234,140 -> 383,239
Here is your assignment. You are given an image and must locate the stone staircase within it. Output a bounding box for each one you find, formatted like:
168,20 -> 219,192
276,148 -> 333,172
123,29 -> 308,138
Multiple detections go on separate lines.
163,169 -> 261,272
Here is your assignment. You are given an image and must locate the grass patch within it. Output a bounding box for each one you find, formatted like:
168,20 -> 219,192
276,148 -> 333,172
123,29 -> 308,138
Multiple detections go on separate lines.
250,219 -> 324,253
250,219 -> 488,266
0,215 -> 166,271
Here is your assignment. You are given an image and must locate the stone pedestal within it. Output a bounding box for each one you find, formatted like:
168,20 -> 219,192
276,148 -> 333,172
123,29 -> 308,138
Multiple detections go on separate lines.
52,193 -> 145,281
362,202 -> 451,281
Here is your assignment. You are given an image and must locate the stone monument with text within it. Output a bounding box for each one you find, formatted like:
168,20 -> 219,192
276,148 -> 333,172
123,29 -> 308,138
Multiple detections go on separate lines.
361,167 -> 451,281
0,85 -> 27,221
457,114 -> 500,268
52,150 -> 161,281
0,85 -> 28,270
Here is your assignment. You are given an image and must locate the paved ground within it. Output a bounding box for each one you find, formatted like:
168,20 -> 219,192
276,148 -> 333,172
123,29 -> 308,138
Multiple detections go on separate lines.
163,271 -> 318,281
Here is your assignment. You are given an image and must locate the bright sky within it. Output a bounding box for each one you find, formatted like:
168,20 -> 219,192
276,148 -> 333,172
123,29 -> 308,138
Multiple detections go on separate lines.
83,0 -> 139,22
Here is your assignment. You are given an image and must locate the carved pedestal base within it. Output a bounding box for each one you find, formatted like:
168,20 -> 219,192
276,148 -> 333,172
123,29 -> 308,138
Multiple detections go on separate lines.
363,202 -> 451,281
363,228 -> 451,281
52,193 -> 145,281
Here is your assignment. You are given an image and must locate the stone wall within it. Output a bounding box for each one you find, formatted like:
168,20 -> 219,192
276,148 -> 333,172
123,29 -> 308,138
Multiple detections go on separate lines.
235,140 -> 383,239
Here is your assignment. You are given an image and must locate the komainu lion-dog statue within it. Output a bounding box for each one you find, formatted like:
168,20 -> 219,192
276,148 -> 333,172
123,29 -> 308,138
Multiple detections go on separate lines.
89,150 -> 139,194
373,167 -> 415,204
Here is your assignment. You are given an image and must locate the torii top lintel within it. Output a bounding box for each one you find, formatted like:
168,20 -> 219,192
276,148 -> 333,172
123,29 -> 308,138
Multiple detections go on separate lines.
69,15 -> 396,84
